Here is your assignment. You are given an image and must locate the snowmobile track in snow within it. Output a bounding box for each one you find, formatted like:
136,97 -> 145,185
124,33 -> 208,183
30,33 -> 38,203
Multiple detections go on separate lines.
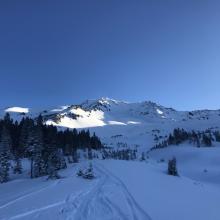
1,163 -> 151,220
0,179 -> 61,210
63,163 -> 151,220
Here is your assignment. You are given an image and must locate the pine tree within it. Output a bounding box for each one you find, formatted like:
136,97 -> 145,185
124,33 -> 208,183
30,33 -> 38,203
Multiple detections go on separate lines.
45,126 -> 61,179
19,118 -> 32,157
57,148 -> 67,169
0,114 -> 103,180
214,131 -> 220,142
26,119 -> 44,178
3,113 -> 13,130
0,126 -> 12,183
202,133 -> 212,147
168,157 -> 178,176
47,150 -> 60,179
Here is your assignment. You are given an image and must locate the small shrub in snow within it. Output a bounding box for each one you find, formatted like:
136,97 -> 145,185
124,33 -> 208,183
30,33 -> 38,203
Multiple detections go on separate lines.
77,164 -> 95,180
77,169 -> 83,177
83,163 -> 95,179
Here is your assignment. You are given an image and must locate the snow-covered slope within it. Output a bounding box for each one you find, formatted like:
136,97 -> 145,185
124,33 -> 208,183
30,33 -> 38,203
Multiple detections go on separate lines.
2,97 -> 220,150
1,159 -> 220,220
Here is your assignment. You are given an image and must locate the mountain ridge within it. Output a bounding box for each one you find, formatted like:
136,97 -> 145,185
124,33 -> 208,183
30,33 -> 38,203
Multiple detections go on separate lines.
1,97 -> 220,151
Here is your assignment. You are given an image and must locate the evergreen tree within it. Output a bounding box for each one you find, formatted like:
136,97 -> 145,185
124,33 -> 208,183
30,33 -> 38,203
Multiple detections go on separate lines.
202,133 -> 212,147
19,118 -> 32,157
47,150 -> 60,179
168,157 -> 178,176
26,119 -> 44,178
45,125 -> 61,179
0,126 -> 11,183
0,113 -> 103,181
57,148 -> 67,169
3,113 -> 13,131
214,131 -> 220,142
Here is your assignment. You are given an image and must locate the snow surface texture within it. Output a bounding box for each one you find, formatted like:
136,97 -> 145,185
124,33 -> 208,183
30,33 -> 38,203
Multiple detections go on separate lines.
1,158 -> 220,220
0,160 -> 151,220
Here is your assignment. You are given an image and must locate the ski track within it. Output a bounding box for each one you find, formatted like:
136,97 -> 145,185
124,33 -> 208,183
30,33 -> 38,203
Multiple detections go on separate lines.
96,164 -> 152,220
1,164 -> 151,220
0,179 -> 60,210
7,201 -> 65,220
3,185 -> 88,220
63,163 -> 151,220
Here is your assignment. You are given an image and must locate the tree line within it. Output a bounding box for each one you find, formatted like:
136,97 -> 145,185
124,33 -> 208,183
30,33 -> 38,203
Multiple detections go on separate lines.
150,128 -> 220,152
102,148 -> 137,160
0,113 -> 102,183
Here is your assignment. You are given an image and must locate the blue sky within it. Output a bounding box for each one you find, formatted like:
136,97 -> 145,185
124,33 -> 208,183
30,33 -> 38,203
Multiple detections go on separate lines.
0,0 -> 220,110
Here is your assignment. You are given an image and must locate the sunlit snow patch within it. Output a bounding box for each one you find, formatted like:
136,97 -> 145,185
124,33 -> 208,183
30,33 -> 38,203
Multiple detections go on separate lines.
156,109 -> 163,115
5,107 -> 29,114
70,108 -> 91,117
46,109 -> 106,129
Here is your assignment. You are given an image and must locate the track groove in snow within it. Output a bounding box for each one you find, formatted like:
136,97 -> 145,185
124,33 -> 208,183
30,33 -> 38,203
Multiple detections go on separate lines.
96,164 -> 151,220
63,163 -> 151,220
8,201 -> 65,220
0,162 -> 152,220
0,180 -> 60,210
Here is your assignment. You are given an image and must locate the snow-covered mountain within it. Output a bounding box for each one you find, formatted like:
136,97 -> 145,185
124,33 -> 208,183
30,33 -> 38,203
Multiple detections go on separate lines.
1,98 -> 220,220
2,97 -> 220,150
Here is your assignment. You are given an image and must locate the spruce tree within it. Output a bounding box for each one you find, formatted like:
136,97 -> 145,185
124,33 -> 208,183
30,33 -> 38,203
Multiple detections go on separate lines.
57,148 -> 67,169
26,119 -> 44,178
168,157 -> 178,176
47,151 -> 60,179
202,133 -> 212,147
0,126 -> 12,183
19,118 -> 32,157
45,126 -> 61,179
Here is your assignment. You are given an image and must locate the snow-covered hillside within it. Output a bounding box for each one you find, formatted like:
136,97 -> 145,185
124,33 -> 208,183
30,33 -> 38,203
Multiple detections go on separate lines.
1,158 -> 220,220
2,97 -> 220,150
